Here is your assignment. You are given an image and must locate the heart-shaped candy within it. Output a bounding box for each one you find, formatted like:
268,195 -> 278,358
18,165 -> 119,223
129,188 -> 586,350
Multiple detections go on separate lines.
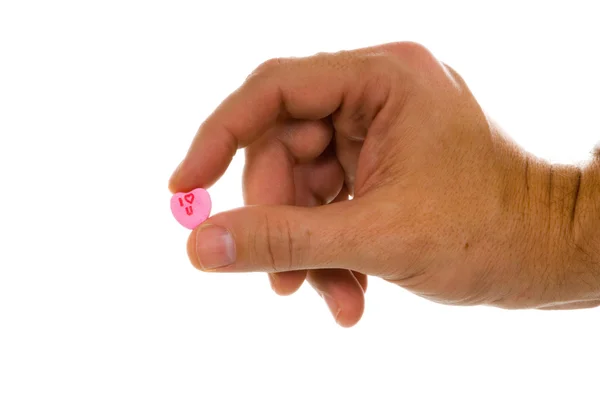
170,188 -> 212,229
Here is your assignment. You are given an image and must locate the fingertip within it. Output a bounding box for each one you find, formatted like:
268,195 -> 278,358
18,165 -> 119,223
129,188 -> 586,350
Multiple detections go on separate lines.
322,291 -> 364,328
335,294 -> 365,328
269,271 -> 307,296
168,161 -> 183,192
307,269 -> 365,328
168,166 -> 193,195
168,179 -> 178,194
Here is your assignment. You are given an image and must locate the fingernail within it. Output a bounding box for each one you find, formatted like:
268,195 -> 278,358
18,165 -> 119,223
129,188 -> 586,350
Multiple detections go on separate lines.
321,293 -> 342,323
195,224 -> 236,270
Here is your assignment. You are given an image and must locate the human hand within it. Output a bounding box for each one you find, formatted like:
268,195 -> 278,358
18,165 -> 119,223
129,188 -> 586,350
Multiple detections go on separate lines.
169,42 -> 600,327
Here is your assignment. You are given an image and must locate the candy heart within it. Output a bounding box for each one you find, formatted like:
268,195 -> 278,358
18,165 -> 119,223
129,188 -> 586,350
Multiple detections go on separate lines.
170,188 -> 212,229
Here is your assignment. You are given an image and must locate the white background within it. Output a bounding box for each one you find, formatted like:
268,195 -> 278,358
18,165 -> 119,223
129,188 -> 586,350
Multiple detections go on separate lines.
1,1 -> 599,397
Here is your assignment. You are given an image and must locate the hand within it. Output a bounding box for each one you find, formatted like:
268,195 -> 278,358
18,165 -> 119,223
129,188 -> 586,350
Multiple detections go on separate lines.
169,42 -> 600,327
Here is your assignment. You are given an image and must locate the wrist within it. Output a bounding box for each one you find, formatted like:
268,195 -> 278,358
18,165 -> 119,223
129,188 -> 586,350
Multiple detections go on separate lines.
503,148 -> 600,304
570,156 -> 600,296
488,127 -> 600,305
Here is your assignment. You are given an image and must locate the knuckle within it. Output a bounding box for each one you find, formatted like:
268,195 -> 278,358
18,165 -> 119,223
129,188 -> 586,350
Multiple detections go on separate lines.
383,41 -> 444,77
247,57 -> 286,81
363,54 -> 408,89
362,52 -> 395,72
332,54 -> 396,139
442,62 -> 462,80
378,42 -> 464,92
387,41 -> 434,61
253,212 -> 295,272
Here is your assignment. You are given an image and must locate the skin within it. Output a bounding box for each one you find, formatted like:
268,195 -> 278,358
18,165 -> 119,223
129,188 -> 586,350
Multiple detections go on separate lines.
169,42 -> 600,327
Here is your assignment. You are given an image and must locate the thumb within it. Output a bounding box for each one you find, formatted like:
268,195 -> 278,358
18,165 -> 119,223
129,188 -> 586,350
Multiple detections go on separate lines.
186,201 -> 364,273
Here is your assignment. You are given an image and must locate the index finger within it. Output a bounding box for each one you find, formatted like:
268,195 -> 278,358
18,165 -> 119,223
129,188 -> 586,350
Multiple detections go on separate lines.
168,46 -> 398,193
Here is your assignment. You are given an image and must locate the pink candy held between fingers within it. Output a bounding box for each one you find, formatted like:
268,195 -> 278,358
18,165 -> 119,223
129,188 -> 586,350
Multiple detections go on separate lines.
170,188 -> 212,229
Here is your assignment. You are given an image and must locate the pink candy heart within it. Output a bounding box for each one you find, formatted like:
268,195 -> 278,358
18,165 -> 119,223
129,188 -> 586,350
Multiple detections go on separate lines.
170,188 -> 212,229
